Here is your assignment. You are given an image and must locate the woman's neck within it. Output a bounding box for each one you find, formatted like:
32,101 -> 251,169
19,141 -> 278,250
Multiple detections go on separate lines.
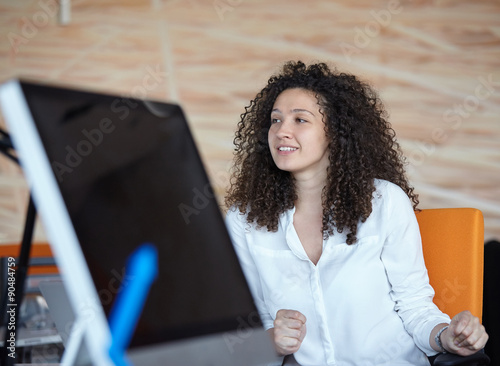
294,173 -> 326,215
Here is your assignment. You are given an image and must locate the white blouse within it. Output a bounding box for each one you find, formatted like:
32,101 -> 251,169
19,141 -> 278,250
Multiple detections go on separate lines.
225,180 -> 450,366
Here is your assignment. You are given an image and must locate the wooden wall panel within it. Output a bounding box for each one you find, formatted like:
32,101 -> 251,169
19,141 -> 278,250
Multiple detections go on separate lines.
0,0 -> 498,244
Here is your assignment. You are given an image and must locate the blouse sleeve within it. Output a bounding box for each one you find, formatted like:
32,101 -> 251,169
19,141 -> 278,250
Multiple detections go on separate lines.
379,183 -> 451,356
225,207 -> 274,330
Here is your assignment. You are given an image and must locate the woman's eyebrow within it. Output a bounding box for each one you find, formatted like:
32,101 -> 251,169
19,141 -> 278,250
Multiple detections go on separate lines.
292,108 -> 315,116
271,108 -> 315,116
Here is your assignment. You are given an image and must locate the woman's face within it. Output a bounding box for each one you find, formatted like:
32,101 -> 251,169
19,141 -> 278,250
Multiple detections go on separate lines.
268,88 -> 330,179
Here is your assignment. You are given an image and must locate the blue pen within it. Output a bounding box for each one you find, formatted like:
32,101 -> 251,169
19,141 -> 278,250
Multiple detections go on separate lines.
108,243 -> 159,366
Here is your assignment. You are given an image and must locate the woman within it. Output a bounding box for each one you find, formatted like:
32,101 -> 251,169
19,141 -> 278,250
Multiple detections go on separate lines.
225,61 -> 488,365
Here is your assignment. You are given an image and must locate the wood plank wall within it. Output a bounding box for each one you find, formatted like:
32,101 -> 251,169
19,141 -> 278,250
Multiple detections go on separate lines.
0,0 -> 498,244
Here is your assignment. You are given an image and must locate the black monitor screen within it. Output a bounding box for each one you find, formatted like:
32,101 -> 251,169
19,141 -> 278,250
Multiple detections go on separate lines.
19,81 -> 259,348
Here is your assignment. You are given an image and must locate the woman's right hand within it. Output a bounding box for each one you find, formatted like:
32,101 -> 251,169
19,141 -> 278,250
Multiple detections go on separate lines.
271,309 -> 307,356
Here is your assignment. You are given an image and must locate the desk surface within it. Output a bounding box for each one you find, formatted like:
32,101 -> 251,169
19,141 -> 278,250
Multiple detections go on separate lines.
0,326 -> 62,347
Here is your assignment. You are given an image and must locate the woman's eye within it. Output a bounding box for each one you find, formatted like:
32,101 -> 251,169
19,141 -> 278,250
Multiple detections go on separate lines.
297,118 -> 307,123
271,118 -> 281,124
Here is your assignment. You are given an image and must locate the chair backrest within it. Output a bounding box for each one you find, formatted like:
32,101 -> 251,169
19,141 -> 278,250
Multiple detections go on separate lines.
416,208 -> 484,321
0,242 -> 58,276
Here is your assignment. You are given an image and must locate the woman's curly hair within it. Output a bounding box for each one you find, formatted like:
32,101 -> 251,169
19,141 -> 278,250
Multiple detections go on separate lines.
225,61 -> 418,245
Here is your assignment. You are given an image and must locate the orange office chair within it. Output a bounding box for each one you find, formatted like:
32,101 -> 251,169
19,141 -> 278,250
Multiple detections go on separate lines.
416,208 -> 490,366
0,242 -> 58,277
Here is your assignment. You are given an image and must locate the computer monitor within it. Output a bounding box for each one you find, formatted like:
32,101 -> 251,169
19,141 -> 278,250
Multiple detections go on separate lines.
0,79 -> 278,366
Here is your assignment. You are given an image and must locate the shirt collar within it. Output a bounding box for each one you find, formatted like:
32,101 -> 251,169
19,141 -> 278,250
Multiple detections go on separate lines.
281,207 -> 310,261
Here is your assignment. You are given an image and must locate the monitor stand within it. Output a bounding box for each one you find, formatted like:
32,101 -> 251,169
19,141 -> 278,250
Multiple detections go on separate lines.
61,321 -> 92,366
39,280 -> 94,366
61,318 -> 92,366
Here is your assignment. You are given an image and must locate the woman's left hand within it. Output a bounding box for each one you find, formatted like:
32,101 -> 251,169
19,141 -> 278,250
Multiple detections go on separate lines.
441,310 -> 489,356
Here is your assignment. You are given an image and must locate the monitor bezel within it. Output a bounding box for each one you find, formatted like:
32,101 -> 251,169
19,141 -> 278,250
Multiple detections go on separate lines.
0,79 -> 114,366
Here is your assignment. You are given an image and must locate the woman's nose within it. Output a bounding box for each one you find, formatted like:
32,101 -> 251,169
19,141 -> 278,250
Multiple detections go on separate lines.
275,120 -> 293,139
